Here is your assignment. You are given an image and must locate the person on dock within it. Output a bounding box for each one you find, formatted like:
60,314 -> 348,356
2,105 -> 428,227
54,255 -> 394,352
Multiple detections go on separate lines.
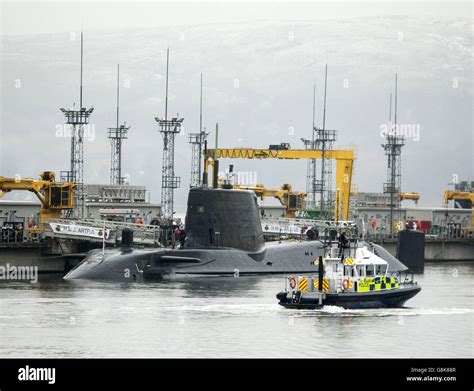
144,211 -> 152,225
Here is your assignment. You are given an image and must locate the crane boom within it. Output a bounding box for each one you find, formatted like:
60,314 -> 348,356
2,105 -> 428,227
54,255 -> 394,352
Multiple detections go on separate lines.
443,191 -> 474,205
205,148 -> 354,221
0,172 -> 76,226
231,183 -> 306,217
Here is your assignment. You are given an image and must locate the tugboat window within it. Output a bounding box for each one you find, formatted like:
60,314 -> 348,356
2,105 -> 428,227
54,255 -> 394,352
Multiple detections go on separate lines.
344,265 -> 353,276
375,265 -> 387,275
366,265 -> 375,276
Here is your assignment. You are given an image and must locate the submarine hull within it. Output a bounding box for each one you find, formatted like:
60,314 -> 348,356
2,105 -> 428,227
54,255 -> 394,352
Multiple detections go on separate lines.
277,285 -> 421,309
64,240 -> 326,281
64,188 -> 410,282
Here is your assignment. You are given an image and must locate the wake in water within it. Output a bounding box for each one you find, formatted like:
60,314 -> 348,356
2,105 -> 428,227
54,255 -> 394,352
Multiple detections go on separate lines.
292,305 -> 474,318
155,302 -> 473,319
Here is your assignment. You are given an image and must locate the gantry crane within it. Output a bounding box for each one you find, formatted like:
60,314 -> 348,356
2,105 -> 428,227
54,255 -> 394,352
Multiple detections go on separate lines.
230,183 -> 306,218
0,172 -> 76,227
443,191 -> 474,206
400,192 -> 420,204
205,147 -> 354,221
444,190 -> 474,228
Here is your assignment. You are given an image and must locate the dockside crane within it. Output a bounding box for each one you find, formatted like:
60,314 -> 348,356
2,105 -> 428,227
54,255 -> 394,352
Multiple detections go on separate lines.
400,192 -> 420,204
0,172 -> 76,227
230,183 -> 306,218
205,147 -> 354,221
443,190 -> 474,229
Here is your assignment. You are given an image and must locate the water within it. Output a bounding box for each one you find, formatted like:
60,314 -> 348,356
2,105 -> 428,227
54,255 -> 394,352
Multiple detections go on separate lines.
0,262 -> 472,358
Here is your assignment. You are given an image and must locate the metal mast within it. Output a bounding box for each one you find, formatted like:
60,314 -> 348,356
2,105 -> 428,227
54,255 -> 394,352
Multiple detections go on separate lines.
60,31 -> 94,218
155,48 -> 183,220
382,73 -> 405,238
108,63 -> 130,185
188,72 -> 208,188
315,64 -> 337,220
303,84 -> 317,209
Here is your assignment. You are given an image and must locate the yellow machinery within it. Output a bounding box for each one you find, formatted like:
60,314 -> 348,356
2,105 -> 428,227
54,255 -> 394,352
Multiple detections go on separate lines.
400,192 -> 420,204
205,148 -> 354,221
443,191 -> 474,205
443,190 -> 474,228
231,183 -> 306,218
0,171 -> 76,227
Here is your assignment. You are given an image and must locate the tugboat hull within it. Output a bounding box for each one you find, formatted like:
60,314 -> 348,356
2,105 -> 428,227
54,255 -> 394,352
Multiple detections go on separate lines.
277,285 -> 421,309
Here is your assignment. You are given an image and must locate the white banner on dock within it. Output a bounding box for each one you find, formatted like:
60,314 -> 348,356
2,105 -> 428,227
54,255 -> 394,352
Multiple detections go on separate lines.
262,223 -> 303,235
49,223 -> 110,240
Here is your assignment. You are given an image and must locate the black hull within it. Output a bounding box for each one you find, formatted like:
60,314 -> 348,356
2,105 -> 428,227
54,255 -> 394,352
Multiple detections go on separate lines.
64,188 -> 411,281
277,285 -> 421,309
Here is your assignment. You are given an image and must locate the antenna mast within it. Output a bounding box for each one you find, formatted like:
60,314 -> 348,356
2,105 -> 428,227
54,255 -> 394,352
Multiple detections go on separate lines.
60,30 -> 94,218
317,64 -> 336,219
108,63 -> 130,185
189,72 -> 209,188
382,73 -> 404,238
155,48 -> 183,220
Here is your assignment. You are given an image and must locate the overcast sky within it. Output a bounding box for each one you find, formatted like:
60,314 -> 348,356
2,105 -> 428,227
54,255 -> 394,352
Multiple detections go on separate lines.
1,1 -> 470,35
1,1 -> 472,212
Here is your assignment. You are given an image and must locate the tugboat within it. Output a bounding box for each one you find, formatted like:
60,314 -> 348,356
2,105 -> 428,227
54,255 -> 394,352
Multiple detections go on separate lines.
276,230 -> 421,309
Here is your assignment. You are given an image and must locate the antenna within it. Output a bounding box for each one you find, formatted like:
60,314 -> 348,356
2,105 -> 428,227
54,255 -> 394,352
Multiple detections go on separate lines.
309,83 -> 317,209
394,73 -> 398,126
108,62 -> 129,185
200,72 -> 203,133
116,63 -> 120,129
165,47 -> 169,121
389,92 -> 392,123
80,30 -> 83,109
312,83 -> 316,131
189,71 -> 209,188
155,47 -> 183,220
322,64 -> 328,130
316,64 -> 337,219
60,29 -> 94,218
382,73 -> 404,238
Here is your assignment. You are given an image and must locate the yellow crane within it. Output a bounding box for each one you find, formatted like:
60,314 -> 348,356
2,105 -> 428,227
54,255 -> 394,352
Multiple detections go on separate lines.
230,183 -> 306,218
205,147 -> 354,221
400,192 -> 420,204
444,190 -> 474,228
0,171 -> 76,227
443,190 -> 474,205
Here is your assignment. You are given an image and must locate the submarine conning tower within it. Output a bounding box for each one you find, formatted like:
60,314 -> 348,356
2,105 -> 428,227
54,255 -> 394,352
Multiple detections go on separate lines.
184,187 -> 265,254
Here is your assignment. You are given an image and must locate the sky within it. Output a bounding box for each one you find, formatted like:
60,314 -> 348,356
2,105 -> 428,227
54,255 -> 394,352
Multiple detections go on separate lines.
0,1 -> 472,212
1,1 -> 471,35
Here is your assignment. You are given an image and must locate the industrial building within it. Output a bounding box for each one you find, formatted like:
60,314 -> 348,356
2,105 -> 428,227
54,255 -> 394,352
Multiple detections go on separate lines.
349,192 -> 473,238
0,184 -> 161,232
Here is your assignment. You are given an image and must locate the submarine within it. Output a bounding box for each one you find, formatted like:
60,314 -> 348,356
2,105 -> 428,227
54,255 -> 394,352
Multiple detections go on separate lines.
64,187 -> 408,281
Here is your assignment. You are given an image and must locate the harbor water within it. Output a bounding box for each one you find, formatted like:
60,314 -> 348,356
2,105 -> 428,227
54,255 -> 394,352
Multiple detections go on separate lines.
0,262 -> 472,358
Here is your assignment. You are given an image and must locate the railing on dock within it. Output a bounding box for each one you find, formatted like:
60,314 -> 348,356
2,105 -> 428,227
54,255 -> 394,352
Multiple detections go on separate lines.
261,217 -> 357,240
43,218 -> 161,246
